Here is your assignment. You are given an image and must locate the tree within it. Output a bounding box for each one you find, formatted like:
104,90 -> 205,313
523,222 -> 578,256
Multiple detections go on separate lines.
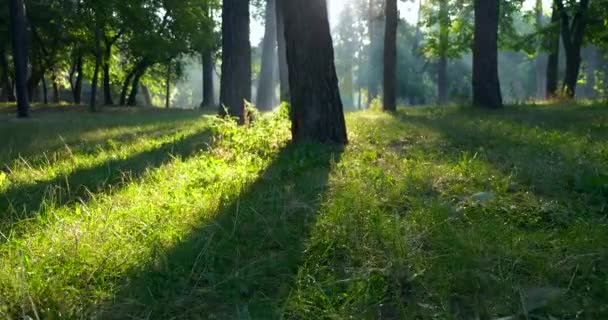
555,0 -> 590,98
282,0 -> 348,144
201,49 -> 215,108
275,0 -> 290,103
8,0 -> 30,117
383,0 -> 397,111
472,0 -> 502,108
546,1 -> 560,99
220,0 -> 251,123
256,0 -> 278,111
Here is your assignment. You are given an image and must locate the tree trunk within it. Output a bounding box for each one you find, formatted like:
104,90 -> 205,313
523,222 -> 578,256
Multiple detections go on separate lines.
70,53 -> 84,104
275,0 -> 290,104
556,0 -> 589,98
165,61 -> 171,109
546,2 -> 560,99
256,0 -> 278,111
103,42 -> 114,105
437,0 -> 449,105
201,49 -> 215,107
51,73 -> 59,103
120,67 -> 137,106
472,0 -> 502,108
42,76 -> 48,105
9,0 -> 30,117
90,28 -> 102,112
583,46 -> 596,98
535,0 -> 546,99
383,0 -> 397,112
367,0 -> 380,102
282,0 -> 348,144
127,66 -> 147,107
0,45 -> 16,102
220,0 -> 251,124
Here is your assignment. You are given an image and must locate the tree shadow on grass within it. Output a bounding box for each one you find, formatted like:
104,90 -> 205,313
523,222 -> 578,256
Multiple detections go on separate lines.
0,128 -> 213,235
100,142 -> 343,319
0,109 -> 207,168
395,110 -> 608,215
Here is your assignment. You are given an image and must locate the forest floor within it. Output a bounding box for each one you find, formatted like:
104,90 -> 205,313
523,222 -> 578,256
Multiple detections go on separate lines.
0,102 -> 607,319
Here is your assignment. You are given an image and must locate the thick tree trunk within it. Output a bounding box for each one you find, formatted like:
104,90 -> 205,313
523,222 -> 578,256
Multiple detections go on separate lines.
256,0 -> 278,111
9,0 -> 30,117
472,0 -> 503,108
201,49 -> 215,108
103,43 -> 114,105
383,0 -> 397,112
220,0 -> 251,123
282,0 -> 348,144
275,0 -> 290,103
546,3 -> 560,99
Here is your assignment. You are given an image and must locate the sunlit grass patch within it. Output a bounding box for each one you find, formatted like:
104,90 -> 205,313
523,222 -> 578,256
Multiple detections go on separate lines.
0,103 -> 607,319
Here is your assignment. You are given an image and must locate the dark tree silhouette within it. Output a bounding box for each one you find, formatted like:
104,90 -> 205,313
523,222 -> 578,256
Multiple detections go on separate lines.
220,0 -> 251,124
546,1 -> 560,99
282,0 -> 348,144
472,0 -> 502,108
383,0 -> 397,112
275,0 -> 290,103
9,0 -> 30,117
201,49 -> 214,108
556,0 -> 590,98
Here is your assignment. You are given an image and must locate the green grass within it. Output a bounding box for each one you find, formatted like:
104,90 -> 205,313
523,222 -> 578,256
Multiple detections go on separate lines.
0,103 -> 607,319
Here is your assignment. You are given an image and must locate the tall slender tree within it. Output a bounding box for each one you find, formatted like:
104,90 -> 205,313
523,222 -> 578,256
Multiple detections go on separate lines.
383,0 -> 397,112
256,0 -> 278,111
220,0 -> 251,124
472,0 -> 502,108
282,0 -> 348,144
546,1 -> 560,99
8,0 -> 30,118
437,0 -> 449,105
535,0 -> 545,99
275,0 -> 290,103
201,49 -> 215,108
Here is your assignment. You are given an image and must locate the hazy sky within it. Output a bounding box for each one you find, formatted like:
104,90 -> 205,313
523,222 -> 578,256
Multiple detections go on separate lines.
251,0 -> 552,45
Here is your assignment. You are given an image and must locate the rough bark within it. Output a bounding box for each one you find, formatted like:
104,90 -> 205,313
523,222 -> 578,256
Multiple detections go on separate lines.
383,0 -> 397,112
556,0 -> 589,98
9,0 -> 30,117
256,0 -> 278,111
546,2 -> 560,99
282,0 -> 348,144
472,0 -> 503,108
220,0 -> 251,123
201,49 -> 215,107
275,0 -> 290,103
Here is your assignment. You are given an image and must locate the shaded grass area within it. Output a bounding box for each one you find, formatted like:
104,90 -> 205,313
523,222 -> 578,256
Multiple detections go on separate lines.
0,103 -> 607,319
